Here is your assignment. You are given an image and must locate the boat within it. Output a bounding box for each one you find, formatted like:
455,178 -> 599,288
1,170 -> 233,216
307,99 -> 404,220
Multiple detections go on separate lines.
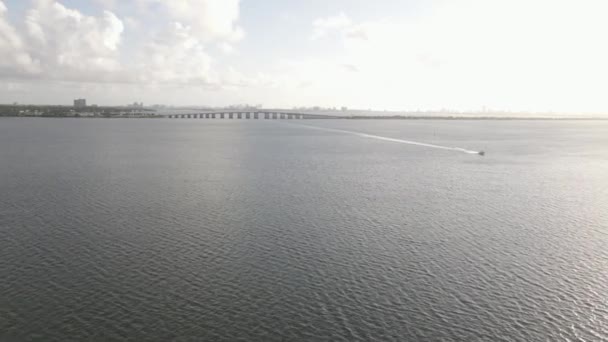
478,151 -> 485,156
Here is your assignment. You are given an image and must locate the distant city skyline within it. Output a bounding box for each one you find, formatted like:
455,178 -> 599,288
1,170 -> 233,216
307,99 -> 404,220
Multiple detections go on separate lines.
2,97 -> 606,117
1,0 -> 608,114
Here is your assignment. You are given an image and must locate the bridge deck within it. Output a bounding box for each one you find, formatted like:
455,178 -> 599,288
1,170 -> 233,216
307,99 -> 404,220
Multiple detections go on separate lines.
164,111 -> 340,119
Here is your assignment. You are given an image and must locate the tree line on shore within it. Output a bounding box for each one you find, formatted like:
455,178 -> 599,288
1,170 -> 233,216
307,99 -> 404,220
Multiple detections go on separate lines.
0,105 -> 157,117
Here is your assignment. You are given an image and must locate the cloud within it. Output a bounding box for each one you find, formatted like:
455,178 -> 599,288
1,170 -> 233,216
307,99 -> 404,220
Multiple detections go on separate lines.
219,42 -> 235,54
3,0 -> 608,111
139,0 -> 244,42
0,0 -> 40,76
133,22 -> 215,85
344,27 -> 368,41
311,12 -> 352,40
0,0 -> 252,90
19,0 -> 124,81
303,0 -> 608,111
311,12 -> 369,41
342,64 -> 359,72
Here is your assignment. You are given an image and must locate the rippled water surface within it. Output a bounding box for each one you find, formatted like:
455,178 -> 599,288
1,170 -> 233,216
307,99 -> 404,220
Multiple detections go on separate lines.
1,118 -> 607,341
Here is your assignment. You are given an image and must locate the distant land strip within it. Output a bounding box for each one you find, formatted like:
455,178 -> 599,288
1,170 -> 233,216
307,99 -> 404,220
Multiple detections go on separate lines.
0,104 -> 606,120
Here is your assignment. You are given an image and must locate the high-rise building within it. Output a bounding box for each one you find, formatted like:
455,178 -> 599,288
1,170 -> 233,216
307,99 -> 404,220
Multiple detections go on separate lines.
74,99 -> 87,108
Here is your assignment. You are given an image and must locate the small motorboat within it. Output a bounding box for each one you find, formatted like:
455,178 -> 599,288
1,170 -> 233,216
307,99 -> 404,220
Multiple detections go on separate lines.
478,151 -> 485,156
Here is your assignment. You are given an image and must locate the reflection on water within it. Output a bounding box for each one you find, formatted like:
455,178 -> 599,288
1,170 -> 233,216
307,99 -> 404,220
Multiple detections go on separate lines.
1,118 -> 607,341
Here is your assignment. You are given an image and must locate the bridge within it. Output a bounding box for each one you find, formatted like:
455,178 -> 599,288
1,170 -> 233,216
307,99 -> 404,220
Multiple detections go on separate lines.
163,111 -> 341,120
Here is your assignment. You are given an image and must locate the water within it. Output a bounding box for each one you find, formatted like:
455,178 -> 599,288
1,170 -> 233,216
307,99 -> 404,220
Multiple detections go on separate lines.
1,118 -> 607,341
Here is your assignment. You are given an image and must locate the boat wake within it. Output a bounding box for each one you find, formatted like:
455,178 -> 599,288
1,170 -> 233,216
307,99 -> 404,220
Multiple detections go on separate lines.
288,123 -> 483,155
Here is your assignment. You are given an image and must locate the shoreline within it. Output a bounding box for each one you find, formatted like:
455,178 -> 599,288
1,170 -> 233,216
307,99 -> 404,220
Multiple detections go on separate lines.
2,115 -> 607,121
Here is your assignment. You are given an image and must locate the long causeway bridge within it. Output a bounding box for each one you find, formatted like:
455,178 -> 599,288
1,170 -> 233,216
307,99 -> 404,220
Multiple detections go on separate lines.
164,111 -> 340,119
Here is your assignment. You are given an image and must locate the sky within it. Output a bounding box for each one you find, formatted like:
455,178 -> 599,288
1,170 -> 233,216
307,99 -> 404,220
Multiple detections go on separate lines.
1,0 -> 607,113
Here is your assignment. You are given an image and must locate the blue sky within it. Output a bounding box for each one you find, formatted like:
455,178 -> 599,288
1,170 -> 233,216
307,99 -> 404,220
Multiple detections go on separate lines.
1,0 -> 607,113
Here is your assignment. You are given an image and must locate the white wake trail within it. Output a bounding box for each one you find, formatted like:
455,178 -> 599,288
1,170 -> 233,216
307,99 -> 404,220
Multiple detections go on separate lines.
290,123 -> 481,155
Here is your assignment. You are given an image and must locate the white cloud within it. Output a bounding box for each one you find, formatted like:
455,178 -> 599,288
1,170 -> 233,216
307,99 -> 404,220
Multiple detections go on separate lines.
311,12 -> 351,40
123,0 -> 248,86
219,42 -> 235,55
3,0 -> 608,111
21,0 -> 124,81
0,0 -> 256,105
0,0 -> 252,91
134,22 -> 215,85
0,0 -> 40,76
303,0 -> 608,112
140,0 -> 244,42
